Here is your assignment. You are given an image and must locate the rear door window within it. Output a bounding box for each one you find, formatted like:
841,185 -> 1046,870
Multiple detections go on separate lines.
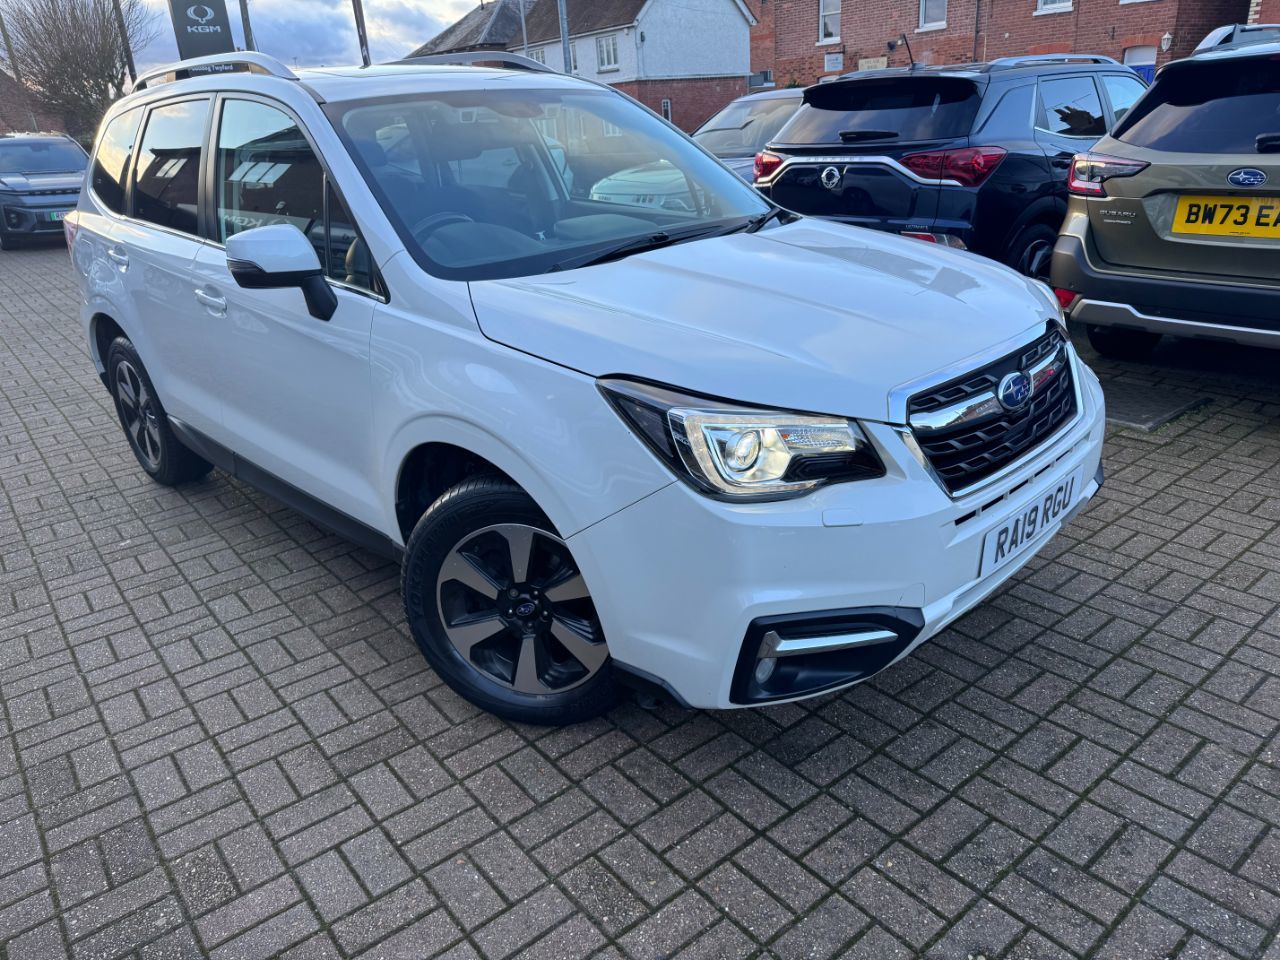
1039,76 -> 1107,137
775,77 -> 981,145
133,99 -> 209,235
1115,58 -> 1280,153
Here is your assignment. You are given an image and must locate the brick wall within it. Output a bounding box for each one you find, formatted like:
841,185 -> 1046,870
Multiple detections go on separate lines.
743,0 -> 776,78
0,72 -> 61,135
1250,0 -> 1280,21
613,75 -> 750,130
756,0 -> 1251,88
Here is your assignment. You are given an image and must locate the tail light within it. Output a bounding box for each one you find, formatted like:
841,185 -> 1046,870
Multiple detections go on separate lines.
901,146 -> 1008,187
1054,288 -> 1079,310
754,151 -> 783,182
1067,152 -> 1149,197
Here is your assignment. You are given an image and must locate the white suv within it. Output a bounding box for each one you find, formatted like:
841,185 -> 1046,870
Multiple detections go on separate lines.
68,51 -> 1105,724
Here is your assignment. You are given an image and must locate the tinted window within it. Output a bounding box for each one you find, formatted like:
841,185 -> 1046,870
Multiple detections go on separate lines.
1101,74 -> 1146,122
1116,58 -> 1280,154
777,77 -> 981,145
134,100 -> 208,234
693,96 -> 803,157
0,138 -> 86,176
215,99 -> 323,243
91,110 -> 141,214
1039,76 -> 1106,137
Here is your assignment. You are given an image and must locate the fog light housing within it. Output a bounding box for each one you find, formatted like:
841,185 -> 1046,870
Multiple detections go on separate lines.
732,607 -> 925,704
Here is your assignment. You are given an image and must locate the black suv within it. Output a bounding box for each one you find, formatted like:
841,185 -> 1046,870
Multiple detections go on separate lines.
755,55 -> 1146,280
0,133 -> 88,250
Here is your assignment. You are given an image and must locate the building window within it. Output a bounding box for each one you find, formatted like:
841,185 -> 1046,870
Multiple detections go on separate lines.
1035,0 -> 1072,11
570,41 -> 578,73
661,98 -> 672,121
596,33 -> 619,71
819,0 -> 840,42
527,46 -> 545,64
919,0 -> 946,28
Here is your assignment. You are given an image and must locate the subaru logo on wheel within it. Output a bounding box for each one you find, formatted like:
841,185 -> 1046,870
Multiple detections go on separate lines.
997,371 -> 1032,411
820,166 -> 842,190
1227,168 -> 1267,188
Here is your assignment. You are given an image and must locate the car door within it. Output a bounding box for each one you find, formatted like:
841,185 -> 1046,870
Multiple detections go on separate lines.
190,95 -> 382,528
1035,74 -> 1109,183
111,96 -> 224,436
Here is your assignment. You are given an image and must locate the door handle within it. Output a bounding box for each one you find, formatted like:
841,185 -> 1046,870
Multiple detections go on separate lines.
194,288 -> 228,313
106,246 -> 129,268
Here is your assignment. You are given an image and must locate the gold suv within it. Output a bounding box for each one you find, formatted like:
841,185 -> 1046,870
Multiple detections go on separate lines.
1052,40 -> 1280,358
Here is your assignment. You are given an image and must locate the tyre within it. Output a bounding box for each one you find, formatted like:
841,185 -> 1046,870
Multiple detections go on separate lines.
1085,324 -> 1161,361
1006,223 -> 1058,282
106,337 -> 213,485
401,476 -> 620,725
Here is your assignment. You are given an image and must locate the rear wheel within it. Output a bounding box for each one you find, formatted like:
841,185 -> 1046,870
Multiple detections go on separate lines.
1085,324 -> 1162,361
1006,223 -> 1058,282
401,476 -> 620,725
106,337 -> 213,485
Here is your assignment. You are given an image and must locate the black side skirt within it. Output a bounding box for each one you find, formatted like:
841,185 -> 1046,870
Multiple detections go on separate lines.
168,418 -> 403,562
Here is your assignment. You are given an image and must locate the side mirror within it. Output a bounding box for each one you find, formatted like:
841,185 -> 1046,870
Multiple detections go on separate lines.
225,224 -> 338,322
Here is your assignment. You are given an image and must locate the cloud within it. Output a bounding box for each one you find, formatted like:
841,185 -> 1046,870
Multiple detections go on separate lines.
137,0 -> 467,68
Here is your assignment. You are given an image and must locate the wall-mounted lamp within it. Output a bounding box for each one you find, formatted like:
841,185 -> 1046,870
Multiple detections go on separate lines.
1160,31 -> 1173,52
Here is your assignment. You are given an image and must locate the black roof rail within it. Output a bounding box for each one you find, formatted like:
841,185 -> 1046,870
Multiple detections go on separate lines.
988,54 -> 1121,69
390,51 -> 558,74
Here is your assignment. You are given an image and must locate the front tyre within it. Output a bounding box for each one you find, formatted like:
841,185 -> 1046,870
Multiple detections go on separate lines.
401,476 -> 620,725
106,337 -> 213,485
1085,324 -> 1161,361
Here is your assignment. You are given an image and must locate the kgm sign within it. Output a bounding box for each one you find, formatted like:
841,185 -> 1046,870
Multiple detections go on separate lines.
167,0 -> 234,59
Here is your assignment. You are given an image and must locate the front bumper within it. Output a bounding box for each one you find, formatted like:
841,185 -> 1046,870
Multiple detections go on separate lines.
1053,234 -> 1280,343
2,202 -> 76,236
570,354 -> 1106,709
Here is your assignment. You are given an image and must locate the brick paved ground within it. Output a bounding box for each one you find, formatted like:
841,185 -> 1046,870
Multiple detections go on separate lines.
0,242 -> 1277,960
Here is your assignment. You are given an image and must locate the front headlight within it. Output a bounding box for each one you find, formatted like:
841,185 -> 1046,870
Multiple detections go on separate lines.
600,378 -> 884,500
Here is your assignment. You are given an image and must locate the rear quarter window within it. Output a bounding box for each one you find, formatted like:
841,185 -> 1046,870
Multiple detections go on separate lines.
1115,57 -> 1280,153
774,77 -> 981,145
91,109 -> 142,215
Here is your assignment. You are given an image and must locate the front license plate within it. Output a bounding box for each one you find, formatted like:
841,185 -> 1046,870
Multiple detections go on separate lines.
980,467 -> 1085,577
47,211 -> 66,222
1173,195 -> 1280,238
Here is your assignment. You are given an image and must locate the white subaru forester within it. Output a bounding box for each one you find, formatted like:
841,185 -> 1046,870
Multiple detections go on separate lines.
68,51 -> 1105,724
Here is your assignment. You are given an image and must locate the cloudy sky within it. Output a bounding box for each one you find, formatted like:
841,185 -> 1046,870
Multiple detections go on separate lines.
136,0 -> 472,69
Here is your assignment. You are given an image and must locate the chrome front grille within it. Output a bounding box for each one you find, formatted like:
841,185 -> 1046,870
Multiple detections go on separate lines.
908,328 -> 1077,495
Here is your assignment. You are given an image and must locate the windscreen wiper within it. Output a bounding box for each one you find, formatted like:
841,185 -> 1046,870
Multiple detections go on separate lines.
1256,132 -> 1280,153
838,129 -> 899,142
549,225 -> 721,272
743,206 -> 793,233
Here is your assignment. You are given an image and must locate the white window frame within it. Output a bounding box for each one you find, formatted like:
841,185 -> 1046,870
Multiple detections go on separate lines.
527,46 -> 546,64
1035,0 -> 1072,12
661,98 -> 672,121
570,41 -> 578,73
919,0 -> 946,29
819,0 -> 840,43
596,33 -> 619,72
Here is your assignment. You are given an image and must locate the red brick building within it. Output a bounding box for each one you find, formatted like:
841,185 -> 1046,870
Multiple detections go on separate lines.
0,71 -> 61,135
755,0 -> 1250,89
1251,0 -> 1280,22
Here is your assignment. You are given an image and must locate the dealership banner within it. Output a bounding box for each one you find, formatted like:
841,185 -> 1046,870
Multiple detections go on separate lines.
167,0 -> 236,60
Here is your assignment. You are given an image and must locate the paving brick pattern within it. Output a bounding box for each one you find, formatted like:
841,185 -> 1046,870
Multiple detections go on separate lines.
1,243 -> 1277,959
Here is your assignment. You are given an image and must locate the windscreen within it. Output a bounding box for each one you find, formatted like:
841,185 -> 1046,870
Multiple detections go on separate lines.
693,95 -> 803,157
774,76 -> 981,145
0,139 -> 87,175
1115,57 -> 1280,153
326,87 -> 768,281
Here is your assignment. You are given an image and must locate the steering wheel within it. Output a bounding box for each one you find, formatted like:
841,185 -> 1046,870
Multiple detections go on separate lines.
411,213 -> 474,243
